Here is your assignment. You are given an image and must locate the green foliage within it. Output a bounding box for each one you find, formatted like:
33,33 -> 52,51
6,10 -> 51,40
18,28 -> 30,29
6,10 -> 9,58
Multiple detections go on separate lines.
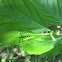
0,0 -> 62,55
2,59 -> 6,62
0,31 -> 20,47
19,32 -> 56,54
38,36 -> 62,57
0,0 -> 49,32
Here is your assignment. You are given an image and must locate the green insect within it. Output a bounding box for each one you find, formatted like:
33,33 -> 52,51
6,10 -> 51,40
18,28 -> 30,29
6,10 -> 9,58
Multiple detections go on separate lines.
18,33 -> 30,43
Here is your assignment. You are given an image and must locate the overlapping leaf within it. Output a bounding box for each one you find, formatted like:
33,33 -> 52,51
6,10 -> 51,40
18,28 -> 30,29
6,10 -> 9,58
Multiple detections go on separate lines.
18,32 -> 56,54
0,31 -> 56,54
2,0 -> 62,26
0,0 -> 49,32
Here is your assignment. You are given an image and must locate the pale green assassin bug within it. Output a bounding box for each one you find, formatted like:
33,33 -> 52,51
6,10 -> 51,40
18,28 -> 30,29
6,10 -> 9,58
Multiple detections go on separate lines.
18,33 -> 30,43
18,33 -> 34,43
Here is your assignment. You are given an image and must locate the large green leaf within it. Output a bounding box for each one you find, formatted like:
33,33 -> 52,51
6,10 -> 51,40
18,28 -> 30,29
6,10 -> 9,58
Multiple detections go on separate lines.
0,0 -> 49,32
0,31 -> 56,54
18,32 -> 56,54
2,0 -> 62,26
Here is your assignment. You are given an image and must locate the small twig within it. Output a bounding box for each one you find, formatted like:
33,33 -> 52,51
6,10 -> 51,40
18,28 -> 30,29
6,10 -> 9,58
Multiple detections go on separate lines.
35,55 -> 37,62
52,56 -> 55,62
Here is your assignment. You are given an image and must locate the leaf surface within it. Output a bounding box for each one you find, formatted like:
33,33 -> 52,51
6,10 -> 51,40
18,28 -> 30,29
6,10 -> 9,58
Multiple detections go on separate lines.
0,0 -> 49,32
0,31 -> 20,47
39,35 -> 62,57
0,31 -> 56,54
19,32 -> 56,54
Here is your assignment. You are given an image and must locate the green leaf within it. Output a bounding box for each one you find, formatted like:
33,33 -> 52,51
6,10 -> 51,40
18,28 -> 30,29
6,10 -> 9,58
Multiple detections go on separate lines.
0,31 -> 56,54
11,0 -> 62,26
0,0 -> 49,32
0,0 -> 62,31
32,0 -> 62,26
0,31 -> 20,47
2,59 -> 6,62
19,32 -> 56,54
39,35 -> 62,57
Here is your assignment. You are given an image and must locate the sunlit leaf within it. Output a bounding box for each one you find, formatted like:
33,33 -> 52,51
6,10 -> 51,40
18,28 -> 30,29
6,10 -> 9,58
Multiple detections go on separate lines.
19,32 -> 56,54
